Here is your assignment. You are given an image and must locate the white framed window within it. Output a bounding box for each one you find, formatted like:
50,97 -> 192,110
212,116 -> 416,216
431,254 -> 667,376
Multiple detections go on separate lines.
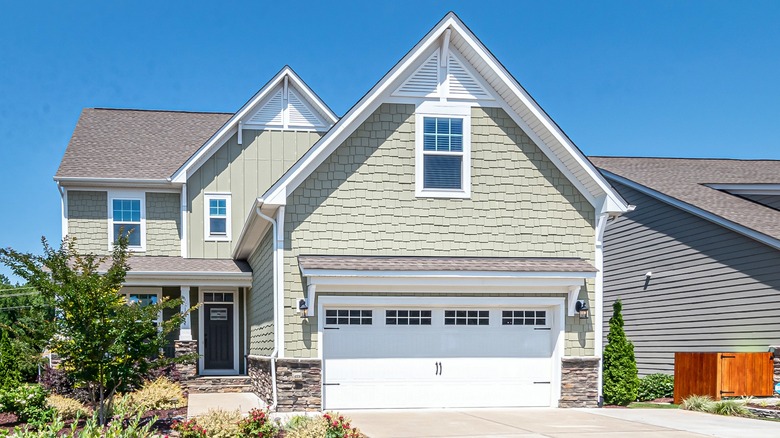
415,102 -> 471,198
204,194 -> 231,241
108,191 -> 145,251
325,309 -> 373,326
502,310 -> 548,326
121,287 -> 162,324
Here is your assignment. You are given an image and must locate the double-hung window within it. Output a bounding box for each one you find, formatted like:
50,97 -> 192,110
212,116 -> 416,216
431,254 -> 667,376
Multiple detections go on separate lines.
415,102 -> 471,198
111,195 -> 144,249
204,194 -> 231,241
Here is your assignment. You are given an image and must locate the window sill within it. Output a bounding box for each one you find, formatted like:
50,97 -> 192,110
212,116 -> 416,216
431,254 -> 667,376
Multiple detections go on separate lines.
415,189 -> 471,199
205,236 -> 231,242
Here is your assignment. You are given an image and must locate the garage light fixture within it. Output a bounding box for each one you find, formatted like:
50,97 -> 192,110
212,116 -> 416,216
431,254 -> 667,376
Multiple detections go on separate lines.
575,300 -> 589,319
298,299 -> 309,318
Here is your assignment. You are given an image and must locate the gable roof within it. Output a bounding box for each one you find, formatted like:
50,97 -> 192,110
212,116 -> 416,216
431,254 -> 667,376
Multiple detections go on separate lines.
592,156 -> 780,249
55,109 -> 231,181
258,12 -> 630,215
169,66 -> 338,183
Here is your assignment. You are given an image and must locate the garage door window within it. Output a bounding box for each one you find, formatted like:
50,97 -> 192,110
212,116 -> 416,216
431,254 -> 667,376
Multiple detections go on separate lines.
444,310 -> 489,326
386,310 -> 432,325
325,309 -> 372,325
502,310 -> 547,326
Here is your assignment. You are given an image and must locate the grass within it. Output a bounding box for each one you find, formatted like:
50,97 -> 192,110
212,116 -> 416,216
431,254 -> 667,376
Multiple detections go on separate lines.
628,402 -> 679,409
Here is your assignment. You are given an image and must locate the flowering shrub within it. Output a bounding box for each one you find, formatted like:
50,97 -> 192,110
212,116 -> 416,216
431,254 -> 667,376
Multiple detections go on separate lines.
194,408 -> 242,438
323,412 -> 362,438
173,418 -> 208,438
238,408 -> 279,437
0,384 -> 54,427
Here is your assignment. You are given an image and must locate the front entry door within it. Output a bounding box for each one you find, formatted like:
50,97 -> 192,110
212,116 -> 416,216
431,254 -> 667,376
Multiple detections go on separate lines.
204,303 -> 234,370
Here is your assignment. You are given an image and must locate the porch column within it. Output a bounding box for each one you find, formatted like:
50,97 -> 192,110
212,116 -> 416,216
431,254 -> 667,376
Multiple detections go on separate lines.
180,286 -> 192,341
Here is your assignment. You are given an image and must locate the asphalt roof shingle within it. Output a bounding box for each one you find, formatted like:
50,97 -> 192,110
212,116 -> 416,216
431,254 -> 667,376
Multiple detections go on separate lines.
55,108 -> 231,180
592,157 -> 780,242
298,255 -> 597,273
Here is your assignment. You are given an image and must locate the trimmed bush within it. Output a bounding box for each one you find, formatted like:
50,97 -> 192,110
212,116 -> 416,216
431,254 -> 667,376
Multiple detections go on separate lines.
196,408 -> 242,438
285,416 -> 328,438
602,299 -> 639,405
681,394 -> 715,412
46,394 -> 90,420
637,373 -> 674,401
126,377 -> 185,413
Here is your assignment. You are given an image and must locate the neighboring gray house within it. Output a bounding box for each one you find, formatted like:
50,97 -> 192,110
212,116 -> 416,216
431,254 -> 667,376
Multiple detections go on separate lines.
593,157 -> 780,376
55,12 -> 631,411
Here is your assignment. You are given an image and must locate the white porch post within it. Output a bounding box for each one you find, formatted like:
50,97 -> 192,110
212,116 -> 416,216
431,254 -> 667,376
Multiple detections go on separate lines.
180,286 -> 192,341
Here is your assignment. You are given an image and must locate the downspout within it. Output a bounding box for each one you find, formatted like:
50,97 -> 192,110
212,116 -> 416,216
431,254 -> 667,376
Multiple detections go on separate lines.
255,205 -> 279,411
594,212 -> 609,404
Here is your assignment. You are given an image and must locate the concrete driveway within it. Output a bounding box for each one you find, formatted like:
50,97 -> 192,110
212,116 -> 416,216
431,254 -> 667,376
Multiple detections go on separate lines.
346,407 -> 780,438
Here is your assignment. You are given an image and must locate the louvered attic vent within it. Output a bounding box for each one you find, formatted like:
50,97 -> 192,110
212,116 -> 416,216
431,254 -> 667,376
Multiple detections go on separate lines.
447,54 -> 490,99
392,49 -> 492,100
394,51 -> 440,97
247,89 -> 284,127
243,82 -> 329,131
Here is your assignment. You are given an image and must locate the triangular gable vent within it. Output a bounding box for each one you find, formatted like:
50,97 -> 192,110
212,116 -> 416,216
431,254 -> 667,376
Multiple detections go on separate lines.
246,87 -> 284,127
288,88 -> 326,128
393,50 -> 440,97
447,52 -> 491,99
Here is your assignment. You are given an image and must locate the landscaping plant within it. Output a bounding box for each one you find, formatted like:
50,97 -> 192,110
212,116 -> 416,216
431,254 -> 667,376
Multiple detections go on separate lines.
0,236 -> 194,424
0,329 -> 22,391
126,376 -> 185,413
238,408 -> 280,437
284,415 -> 327,438
193,408 -> 242,438
636,373 -> 674,401
680,394 -> 715,412
173,418 -> 208,438
712,399 -> 753,417
323,412 -> 362,438
0,383 -> 55,428
602,299 -> 639,405
45,394 -> 90,420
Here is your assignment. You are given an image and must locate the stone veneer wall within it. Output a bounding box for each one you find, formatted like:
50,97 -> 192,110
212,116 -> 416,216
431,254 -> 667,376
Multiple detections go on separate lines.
559,357 -> 599,408
174,340 -> 198,381
772,347 -> 780,383
248,356 -> 322,412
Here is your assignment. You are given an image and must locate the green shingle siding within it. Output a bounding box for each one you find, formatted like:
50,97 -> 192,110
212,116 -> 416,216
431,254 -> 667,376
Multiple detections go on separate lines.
67,190 -> 108,254
248,230 -> 275,355
146,192 -> 181,256
282,104 -> 596,358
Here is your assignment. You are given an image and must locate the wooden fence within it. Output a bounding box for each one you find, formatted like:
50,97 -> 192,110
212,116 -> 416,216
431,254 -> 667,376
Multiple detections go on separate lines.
674,352 -> 774,404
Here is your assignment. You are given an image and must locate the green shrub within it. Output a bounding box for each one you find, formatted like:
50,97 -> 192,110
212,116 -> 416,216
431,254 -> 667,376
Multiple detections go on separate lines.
238,408 -> 279,437
602,299 -> 639,405
637,373 -> 674,401
195,408 -> 242,438
173,418 -> 208,438
681,394 -> 715,412
285,416 -> 328,438
0,329 -> 22,391
323,412 -> 362,438
126,376 -> 185,413
0,383 -> 54,427
45,394 -> 90,421
712,399 -> 753,417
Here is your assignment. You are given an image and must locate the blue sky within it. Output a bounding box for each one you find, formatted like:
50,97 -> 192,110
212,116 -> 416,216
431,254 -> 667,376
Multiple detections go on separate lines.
1,1 -> 779,281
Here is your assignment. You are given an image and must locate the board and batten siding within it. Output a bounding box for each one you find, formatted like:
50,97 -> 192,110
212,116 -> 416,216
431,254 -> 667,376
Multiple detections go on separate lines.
187,130 -> 321,259
602,180 -> 780,376
282,104 -> 597,358
248,230 -> 275,356
67,190 -> 180,256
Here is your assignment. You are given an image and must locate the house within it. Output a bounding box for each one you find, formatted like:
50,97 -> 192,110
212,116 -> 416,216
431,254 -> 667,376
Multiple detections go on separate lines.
592,157 -> 780,377
54,13 -> 631,411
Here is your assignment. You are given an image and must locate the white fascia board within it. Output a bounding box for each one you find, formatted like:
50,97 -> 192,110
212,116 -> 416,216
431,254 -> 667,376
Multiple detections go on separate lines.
123,271 -> 252,287
705,183 -> 780,195
261,13 -> 629,214
603,170 -> 780,251
54,177 -> 180,189
231,198 -> 278,259
301,268 -> 596,280
171,66 -> 337,184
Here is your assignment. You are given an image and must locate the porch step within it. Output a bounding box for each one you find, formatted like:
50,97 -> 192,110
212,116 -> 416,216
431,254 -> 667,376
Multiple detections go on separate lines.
185,376 -> 254,394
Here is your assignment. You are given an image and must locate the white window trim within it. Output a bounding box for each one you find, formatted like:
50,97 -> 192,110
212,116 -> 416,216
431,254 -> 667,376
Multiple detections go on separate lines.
120,287 -> 162,324
204,193 -> 232,242
108,190 -> 146,252
414,101 -> 472,198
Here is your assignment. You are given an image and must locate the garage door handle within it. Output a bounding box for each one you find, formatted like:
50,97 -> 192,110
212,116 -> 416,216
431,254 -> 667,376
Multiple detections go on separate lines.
440,362 -> 443,375
435,362 -> 439,375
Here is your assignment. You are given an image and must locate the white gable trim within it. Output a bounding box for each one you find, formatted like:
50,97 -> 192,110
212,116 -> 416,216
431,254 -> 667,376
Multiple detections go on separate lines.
261,13 -> 629,214
602,170 -> 780,251
170,67 -> 337,183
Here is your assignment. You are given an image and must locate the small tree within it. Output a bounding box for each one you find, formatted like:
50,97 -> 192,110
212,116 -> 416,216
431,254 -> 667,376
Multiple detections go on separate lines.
0,328 -> 22,390
0,236 -> 192,424
603,299 -> 639,405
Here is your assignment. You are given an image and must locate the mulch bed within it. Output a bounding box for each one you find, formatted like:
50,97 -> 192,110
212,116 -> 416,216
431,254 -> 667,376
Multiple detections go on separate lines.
0,406 -> 187,434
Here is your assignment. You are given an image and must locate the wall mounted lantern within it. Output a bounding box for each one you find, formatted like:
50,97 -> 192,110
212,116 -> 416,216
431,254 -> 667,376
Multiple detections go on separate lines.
575,300 -> 589,319
298,299 -> 309,318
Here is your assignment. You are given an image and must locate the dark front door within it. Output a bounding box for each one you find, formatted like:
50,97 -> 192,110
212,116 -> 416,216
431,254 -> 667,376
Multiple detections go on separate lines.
204,304 -> 234,370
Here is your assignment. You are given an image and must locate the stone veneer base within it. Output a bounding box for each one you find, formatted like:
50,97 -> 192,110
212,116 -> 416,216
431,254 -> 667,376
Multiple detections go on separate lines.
174,340 -> 198,381
559,356 -> 600,408
248,356 -> 322,412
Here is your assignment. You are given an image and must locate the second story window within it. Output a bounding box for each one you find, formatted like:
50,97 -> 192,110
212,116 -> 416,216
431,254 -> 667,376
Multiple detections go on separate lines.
112,198 -> 142,247
205,194 -> 231,241
415,102 -> 471,198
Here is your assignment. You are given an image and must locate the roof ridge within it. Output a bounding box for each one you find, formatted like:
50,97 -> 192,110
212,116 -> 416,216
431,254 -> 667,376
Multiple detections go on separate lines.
88,107 -> 234,115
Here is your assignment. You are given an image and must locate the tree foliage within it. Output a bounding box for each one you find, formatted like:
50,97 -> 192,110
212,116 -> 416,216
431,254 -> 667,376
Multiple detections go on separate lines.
0,236 -> 191,424
602,299 -> 639,405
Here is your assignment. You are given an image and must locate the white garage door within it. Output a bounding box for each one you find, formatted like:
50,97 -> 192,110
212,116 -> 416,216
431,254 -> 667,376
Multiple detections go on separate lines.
322,305 -> 555,409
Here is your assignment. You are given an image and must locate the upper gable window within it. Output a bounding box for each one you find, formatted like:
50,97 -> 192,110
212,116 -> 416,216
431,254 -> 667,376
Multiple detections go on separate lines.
415,103 -> 471,198
205,194 -> 231,241
109,191 -> 145,251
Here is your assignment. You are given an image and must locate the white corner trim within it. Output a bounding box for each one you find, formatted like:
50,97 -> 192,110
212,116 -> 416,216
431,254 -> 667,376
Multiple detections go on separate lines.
180,184 -> 188,258
414,101 -> 472,198
180,286 -> 192,341
171,66 -> 337,184
603,171 -> 780,251
203,193 -> 232,242
59,185 -> 68,240
275,206 -> 286,359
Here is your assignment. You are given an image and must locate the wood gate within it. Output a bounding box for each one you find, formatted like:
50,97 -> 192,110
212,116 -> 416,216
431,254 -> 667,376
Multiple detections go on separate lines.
673,352 -> 774,404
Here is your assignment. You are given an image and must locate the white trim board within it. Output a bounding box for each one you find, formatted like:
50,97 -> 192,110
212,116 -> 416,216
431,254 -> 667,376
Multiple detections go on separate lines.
258,13 -> 629,215
603,171 -> 780,251
171,66 -> 337,184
